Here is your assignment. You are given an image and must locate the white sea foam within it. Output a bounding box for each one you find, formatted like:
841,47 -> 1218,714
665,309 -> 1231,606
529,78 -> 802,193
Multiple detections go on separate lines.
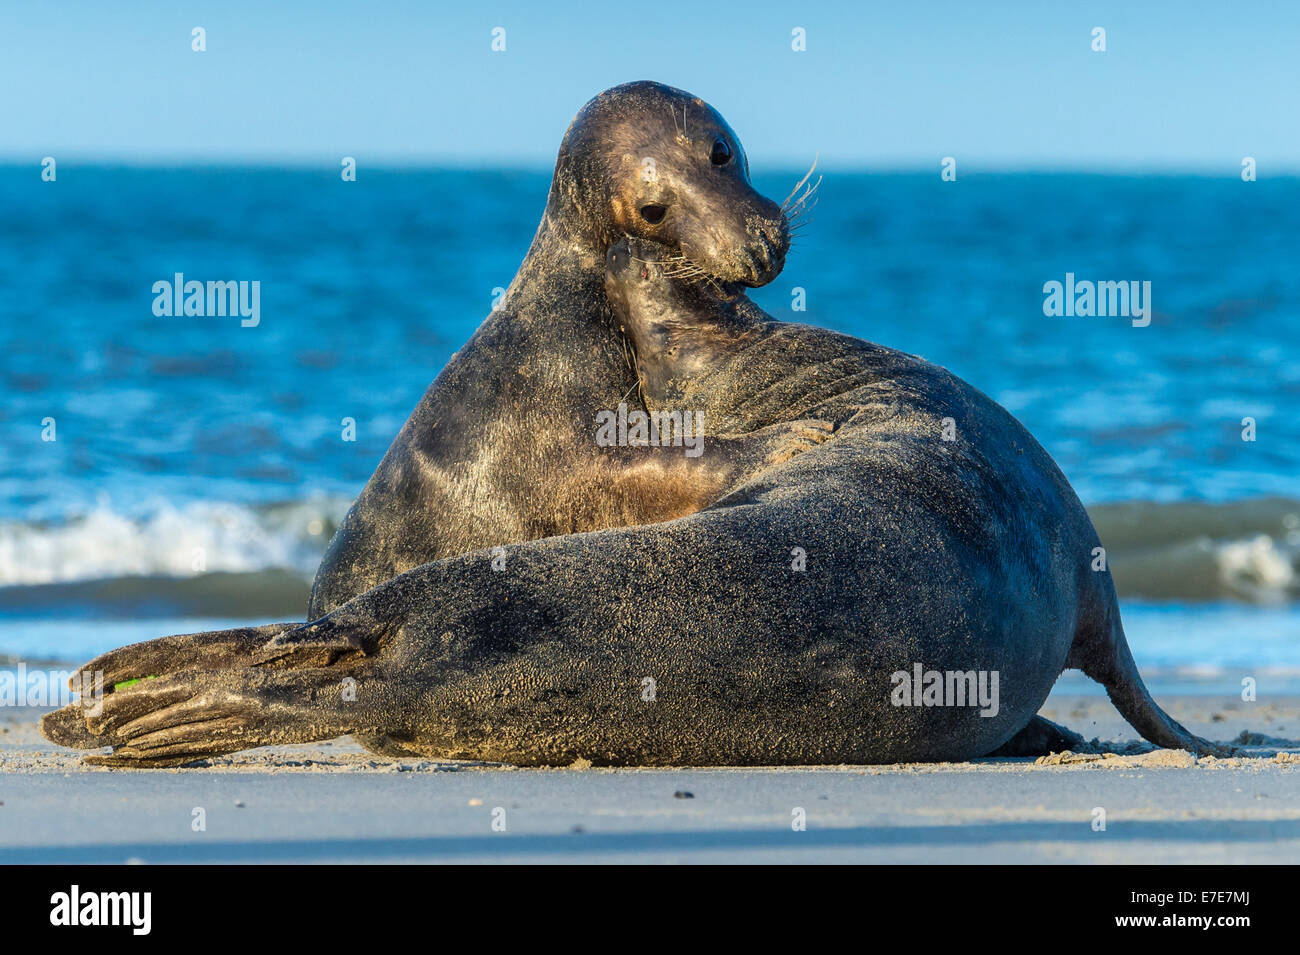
0,498 -> 348,585
1215,534 -> 1296,602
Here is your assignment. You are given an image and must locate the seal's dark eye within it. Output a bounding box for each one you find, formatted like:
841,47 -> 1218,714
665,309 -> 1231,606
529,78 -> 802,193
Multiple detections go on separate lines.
710,139 -> 732,165
639,204 -> 667,224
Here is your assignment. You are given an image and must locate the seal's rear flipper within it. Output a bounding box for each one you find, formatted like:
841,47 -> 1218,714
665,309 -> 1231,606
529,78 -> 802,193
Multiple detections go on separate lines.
986,715 -> 1088,757
81,666 -> 372,768
1068,613 -> 1228,757
42,622 -> 302,750
41,611 -> 391,762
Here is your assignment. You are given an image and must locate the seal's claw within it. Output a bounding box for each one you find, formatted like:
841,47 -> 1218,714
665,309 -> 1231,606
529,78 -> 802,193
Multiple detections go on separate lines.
86,674 -> 202,740
40,704 -> 107,750
85,751 -> 212,769
1192,737 -> 1234,759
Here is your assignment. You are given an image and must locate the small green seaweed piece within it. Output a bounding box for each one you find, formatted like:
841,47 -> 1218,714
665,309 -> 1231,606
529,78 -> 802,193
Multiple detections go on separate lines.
113,675 -> 160,691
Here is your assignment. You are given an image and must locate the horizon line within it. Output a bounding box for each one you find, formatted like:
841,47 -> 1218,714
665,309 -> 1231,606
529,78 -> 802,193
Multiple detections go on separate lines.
3,156 -> 1296,178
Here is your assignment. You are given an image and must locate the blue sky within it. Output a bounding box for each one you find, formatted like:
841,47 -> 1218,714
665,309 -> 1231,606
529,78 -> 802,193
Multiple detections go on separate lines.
3,0 -> 1297,169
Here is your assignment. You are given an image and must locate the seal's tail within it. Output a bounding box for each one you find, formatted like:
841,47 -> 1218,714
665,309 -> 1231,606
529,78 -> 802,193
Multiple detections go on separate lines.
1068,608 -> 1226,757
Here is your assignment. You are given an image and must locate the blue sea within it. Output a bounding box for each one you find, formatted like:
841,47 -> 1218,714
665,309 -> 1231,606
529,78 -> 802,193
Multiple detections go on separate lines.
0,165 -> 1296,686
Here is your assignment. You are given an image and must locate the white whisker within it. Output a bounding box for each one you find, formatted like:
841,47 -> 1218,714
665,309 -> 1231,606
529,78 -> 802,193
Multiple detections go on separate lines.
781,154 -> 820,211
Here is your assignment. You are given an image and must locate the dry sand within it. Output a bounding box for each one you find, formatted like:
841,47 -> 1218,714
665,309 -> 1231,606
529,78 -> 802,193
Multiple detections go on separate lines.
1,688 -> 1296,864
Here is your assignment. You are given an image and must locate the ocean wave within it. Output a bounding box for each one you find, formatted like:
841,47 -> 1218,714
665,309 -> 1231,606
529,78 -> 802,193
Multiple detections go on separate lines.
1090,498 -> 1300,603
0,498 -> 347,586
0,497 -> 1296,605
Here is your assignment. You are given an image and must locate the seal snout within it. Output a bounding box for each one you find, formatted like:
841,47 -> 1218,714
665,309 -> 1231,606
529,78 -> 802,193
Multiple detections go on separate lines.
681,197 -> 791,288
606,240 -> 632,276
607,238 -> 670,285
741,210 -> 790,285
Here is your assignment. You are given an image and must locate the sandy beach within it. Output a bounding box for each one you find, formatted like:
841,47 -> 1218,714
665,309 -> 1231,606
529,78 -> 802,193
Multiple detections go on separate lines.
2,683 -> 1296,864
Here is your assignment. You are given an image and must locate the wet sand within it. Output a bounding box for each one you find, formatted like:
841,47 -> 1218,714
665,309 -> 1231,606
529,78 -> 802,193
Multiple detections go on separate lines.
1,690 -> 1296,864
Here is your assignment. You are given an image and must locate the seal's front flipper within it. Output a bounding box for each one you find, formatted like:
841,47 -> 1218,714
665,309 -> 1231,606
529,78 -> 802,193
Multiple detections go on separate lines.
748,418 -> 837,468
83,665 -> 374,768
700,418 -> 836,473
986,715 -> 1088,757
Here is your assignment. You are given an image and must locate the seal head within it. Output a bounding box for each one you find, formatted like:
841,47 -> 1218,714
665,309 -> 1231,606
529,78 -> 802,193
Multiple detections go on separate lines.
560,82 -> 789,286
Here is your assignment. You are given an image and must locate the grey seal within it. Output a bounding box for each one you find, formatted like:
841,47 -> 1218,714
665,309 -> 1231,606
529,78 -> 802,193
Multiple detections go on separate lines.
39,235 -> 1221,766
